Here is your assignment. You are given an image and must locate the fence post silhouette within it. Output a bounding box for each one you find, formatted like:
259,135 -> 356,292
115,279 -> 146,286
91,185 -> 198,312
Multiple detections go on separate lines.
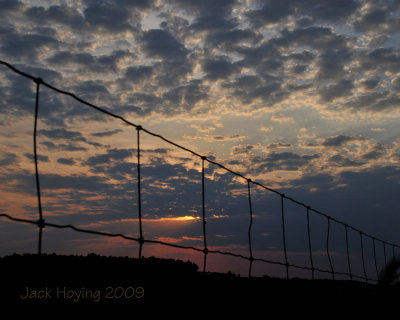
373,237 -> 379,280
345,225 -> 353,280
360,232 -> 368,283
136,126 -> 144,259
280,194 -> 289,279
247,179 -> 254,277
306,207 -> 315,280
201,156 -> 208,272
0,60 -> 399,281
326,217 -> 334,280
33,77 -> 45,255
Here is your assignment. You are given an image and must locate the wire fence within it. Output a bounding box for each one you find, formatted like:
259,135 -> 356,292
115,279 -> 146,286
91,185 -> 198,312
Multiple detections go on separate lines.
0,60 -> 399,282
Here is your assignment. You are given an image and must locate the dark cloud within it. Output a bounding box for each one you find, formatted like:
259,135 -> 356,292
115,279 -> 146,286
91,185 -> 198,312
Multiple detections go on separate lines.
38,128 -> 87,142
83,1 -> 138,33
166,0 -> 239,42
279,26 -> 349,51
362,144 -> 386,160
71,81 -> 109,101
47,50 -> 130,74
332,167 -> 400,237
227,75 -> 262,91
327,154 -> 365,167
124,65 -> 153,83
83,0 -> 155,10
223,76 -> 288,106
303,0 -> 359,23
321,135 -> 363,147
72,82 -> 109,100
361,78 -> 381,90
126,93 -> 163,113
212,134 -> 243,141
141,29 -> 188,61
296,17 -> 313,28
235,40 -> 284,71
266,142 -> 292,150
156,59 -> 194,87
191,14 -> 238,31
144,148 -> 169,154
0,0 -> 22,16
251,152 -> 319,173
57,158 -> 76,165
0,30 -> 59,61
204,28 -> 261,49
0,65 -> 61,122
166,0 -> 237,16
318,79 -> 354,103
41,141 -> 88,152
354,4 -> 400,33
85,148 -> 135,167
20,66 -> 62,83
279,166 -> 400,240
344,91 -> 400,111
391,78 -> 400,89
24,153 -> 50,163
268,26 -> 352,81
25,5 -> 86,30
139,29 -> 192,86
355,7 -> 387,32
247,0 -> 359,27
231,144 -> 254,155
159,13 -> 190,39
285,82 -> 313,91
162,80 -> 209,113
290,173 -> 334,189
246,0 -> 295,26
287,50 -> 315,63
39,173 -> 110,192
0,152 -> 17,166
91,129 -> 123,137
113,103 -> 150,118
202,56 -> 239,80
316,49 -> 352,80
361,48 -> 400,73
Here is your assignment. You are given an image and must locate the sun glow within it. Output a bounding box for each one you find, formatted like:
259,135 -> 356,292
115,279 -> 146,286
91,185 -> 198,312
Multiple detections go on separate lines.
158,216 -> 200,222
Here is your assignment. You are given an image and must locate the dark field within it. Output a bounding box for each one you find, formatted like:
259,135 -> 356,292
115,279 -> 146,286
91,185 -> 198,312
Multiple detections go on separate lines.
0,254 -> 398,316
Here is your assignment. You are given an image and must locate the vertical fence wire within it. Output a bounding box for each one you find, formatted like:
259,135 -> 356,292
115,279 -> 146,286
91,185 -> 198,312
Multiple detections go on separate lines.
306,207 -> 314,280
247,179 -> 254,277
360,232 -> 368,282
281,195 -> 289,279
326,217 -> 334,280
33,78 -> 45,255
2,61 -> 400,282
136,126 -> 144,258
201,156 -> 208,272
345,225 -> 353,280
373,238 -> 379,280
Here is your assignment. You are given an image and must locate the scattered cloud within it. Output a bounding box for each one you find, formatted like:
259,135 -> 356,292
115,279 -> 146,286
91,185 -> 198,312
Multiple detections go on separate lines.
57,158 -> 76,165
270,115 -> 294,123
91,129 -> 123,137
321,135 -> 364,147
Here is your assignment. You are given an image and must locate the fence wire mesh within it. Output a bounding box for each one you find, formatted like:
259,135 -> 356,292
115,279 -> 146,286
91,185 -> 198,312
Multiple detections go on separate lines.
0,60 -> 398,282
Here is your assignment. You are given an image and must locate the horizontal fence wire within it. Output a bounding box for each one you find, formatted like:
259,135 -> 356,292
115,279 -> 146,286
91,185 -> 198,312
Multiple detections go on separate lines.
0,60 -> 399,282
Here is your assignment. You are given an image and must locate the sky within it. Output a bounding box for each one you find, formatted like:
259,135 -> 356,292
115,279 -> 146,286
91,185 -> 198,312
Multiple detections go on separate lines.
0,0 -> 399,278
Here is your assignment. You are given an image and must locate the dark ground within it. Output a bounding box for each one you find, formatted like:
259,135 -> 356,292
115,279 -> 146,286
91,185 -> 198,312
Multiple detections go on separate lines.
0,254 -> 399,316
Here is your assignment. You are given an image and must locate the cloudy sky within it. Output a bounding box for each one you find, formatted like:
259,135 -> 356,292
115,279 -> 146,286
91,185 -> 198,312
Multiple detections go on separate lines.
0,0 -> 399,278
